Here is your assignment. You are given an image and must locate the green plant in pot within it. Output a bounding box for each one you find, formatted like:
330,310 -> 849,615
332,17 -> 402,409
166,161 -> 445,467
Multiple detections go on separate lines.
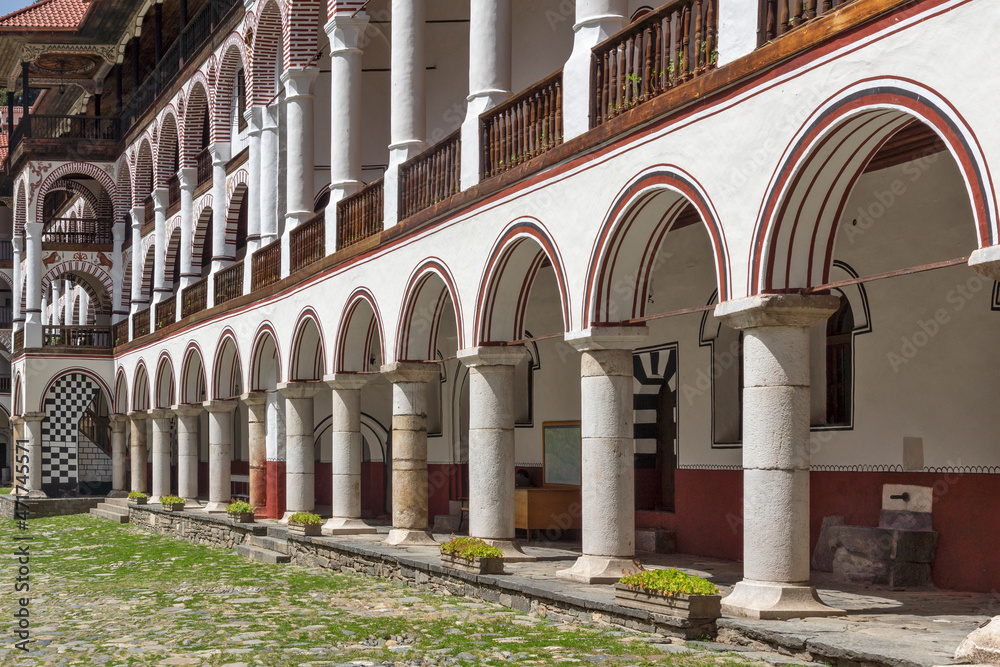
616,565 -> 721,621
127,491 -> 148,505
287,512 -> 323,536
439,536 -> 505,575
159,495 -> 185,511
226,500 -> 255,523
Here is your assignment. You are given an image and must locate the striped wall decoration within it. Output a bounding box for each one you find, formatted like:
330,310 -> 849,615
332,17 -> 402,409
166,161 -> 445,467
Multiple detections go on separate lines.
632,344 -> 678,457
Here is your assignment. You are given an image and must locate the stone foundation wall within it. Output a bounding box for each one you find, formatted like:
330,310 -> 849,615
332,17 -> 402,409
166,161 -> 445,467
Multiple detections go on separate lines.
78,435 -> 112,483
0,495 -> 103,519
128,506 -> 267,549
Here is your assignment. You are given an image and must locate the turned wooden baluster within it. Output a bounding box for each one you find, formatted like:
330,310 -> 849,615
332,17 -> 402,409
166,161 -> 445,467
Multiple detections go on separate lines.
694,0 -> 704,73
821,0 -> 832,12
791,0 -> 802,27
805,0 -> 817,20
643,25 -> 653,100
778,0 -> 789,36
680,5 -> 691,83
601,51 -> 611,123
706,0 -> 717,71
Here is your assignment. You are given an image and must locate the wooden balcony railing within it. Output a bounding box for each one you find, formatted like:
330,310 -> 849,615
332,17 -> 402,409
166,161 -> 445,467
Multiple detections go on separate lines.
167,174 -> 181,210
759,0 -> 856,45
481,70 -> 563,180
155,295 -> 176,330
0,240 -> 12,262
43,326 -> 112,348
42,217 -> 114,245
112,319 -> 129,347
336,178 -> 383,251
0,377 -> 10,394
592,0 -> 718,128
143,195 -> 155,225
134,307 -> 151,338
0,305 -> 11,327
196,148 -> 213,187
26,115 -> 120,142
13,329 -> 23,352
181,278 -> 208,318
399,130 -> 461,220
251,239 -> 281,291
290,213 -> 325,273
214,260 -> 244,305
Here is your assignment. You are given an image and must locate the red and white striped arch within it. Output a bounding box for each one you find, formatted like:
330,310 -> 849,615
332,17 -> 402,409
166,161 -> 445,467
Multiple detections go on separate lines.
212,327 -> 244,400
335,287 -> 385,372
134,136 -> 155,205
180,341 -> 208,404
395,258 -> 464,362
289,307 -> 326,381
249,322 -> 281,390
164,214 -> 183,287
34,162 -> 119,226
250,0 -> 286,105
213,33 -> 249,145
154,351 -> 176,409
181,75 -> 212,168
132,360 -> 151,412
750,77 -> 998,294
115,155 -> 132,216
284,0 -> 321,70
155,106 -> 181,188
224,169 -> 249,254
193,194 -> 214,263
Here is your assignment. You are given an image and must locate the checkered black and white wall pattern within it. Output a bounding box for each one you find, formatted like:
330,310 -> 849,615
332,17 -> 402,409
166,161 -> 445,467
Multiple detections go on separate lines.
41,373 -> 100,495
632,345 -> 678,460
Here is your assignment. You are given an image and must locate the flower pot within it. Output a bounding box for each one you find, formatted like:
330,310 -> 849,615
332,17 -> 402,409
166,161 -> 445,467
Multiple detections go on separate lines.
129,497 -> 148,506
440,553 -> 505,575
163,503 -> 185,512
288,523 -> 321,536
614,584 -> 721,620
229,512 -> 255,524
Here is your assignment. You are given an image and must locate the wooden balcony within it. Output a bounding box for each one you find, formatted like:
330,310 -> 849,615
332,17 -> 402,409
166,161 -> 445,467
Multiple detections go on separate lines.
43,326 -> 112,348
290,213 -> 325,273
336,178 -> 383,251
42,217 -> 114,246
0,376 -> 10,394
143,195 -> 155,227
167,174 -> 181,215
251,239 -> 281,291
112,319 -> 129,347
181,278 -> 208,318
214,261 -> 243,306
196,147 -> 213,189
760,0 -> 857,46
7,115 -> 120,166
399,130 -> 461,220
0,305 -> 11,328
134,307 -> 151,338
13,329 -> 23,352
0,240 -> 12,268
591,0 -> 718,129
155,296 -> 177,330
481,70 -> 563,180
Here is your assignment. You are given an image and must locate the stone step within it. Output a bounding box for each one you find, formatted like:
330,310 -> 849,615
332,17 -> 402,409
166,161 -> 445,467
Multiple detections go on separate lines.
102,497 -> 131,509
89,508 -> 129,524
236,544 -> 290,564
249,535 -> 289,554
95,503 -> 130,515
266,525 -> 289,539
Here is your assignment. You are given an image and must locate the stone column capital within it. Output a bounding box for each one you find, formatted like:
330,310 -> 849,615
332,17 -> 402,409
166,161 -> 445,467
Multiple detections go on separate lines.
278,381 -> 321,399
565,325 -> 648,352
177,166 -> 198,190
457,345 -> 527,368
239,391 -> 268,407
10,415 -> 23,427
281,66 -> 320,99
127,410 -> 148,421
152,187 -> 169,211
244,106 -> 263,134
24,222 -> 43,240
203,399 -> 238,413
381,361 -> 438,385
714,293 -> 841,330
170,404 -> 203,417
12,237 -> 23,253
147,408 -> 172,419
113,222 -> 128,242
325,13 -> 370,53
207,142 -> 231,166
324,372 -> 372,391
969,245 -> 1000,280
22,411 -> 44,423
109,414 -> 129,430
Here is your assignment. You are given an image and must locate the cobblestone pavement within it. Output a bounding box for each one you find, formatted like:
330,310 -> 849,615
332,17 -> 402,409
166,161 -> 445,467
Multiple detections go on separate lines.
0,515 -> 830,667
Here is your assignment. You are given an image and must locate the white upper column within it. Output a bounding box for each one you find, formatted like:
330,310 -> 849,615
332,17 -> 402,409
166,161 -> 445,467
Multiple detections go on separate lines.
562,0 -> 627,141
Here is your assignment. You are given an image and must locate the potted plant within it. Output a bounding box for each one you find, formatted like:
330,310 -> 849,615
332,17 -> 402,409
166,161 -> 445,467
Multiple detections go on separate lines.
227,500 -> 255,523
439,536 -> 505,575
128,491 -> 148,505
159,495 -> 186,512
287,512 -> 323,536
615,565 -> 721,620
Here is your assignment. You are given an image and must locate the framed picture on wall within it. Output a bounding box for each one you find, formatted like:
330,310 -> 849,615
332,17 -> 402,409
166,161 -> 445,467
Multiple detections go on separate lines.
543,421 -> 582,487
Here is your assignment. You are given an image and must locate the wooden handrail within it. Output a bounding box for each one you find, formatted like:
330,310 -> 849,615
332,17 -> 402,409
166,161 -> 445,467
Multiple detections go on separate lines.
42,217 -> 114,245
399,130 -> 461,220
480,70 -> 563,179
759,0 -> 858,46
43,325 -> 112,348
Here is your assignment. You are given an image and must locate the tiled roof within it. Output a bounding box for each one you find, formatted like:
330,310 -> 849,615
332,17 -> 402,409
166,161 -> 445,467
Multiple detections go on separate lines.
0,0 -> 89,30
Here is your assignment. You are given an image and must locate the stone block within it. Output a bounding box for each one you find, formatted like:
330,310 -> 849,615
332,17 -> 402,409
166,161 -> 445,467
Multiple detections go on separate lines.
956,617 -> 1000,664
811,515 -> 845,572
635,529 -> 676,554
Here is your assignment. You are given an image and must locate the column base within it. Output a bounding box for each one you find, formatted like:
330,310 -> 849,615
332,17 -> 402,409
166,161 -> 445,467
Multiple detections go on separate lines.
384,528 -> 437,546
181,498 -> 203,508
107,489 -> 129,499
204,501 -> 229,513
482,538 -> 536,563
721,580 -> 845,619
556,555 -> 637,584
323,517 -> 378,535
23,489 -> 48,499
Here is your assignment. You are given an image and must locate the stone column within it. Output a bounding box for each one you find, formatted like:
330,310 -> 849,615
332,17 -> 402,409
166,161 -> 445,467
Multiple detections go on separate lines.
282,68 -> 320,230
265,391 -> 287,519
111,222 -> 128,322
557,326 -> 648,584
324,11 -> 369,227
204,400 -> 238,512
278,382 -> 319,520
152,188 -> 169,304
22,413 -> 46,497
12,237 -> 22,327
457,346 -> 530,558
323,374 -> 376,535
460,0 -> 511,188
259,105 -> 280,246
209,143 -> 232,274
129,411 -> 149,494
715,293 -> 843,619
381,362 -> 438,545
384,0 -> 427,227
41,287 -> 49,326
242,392 -> 268,516
177,167 -> 199,291
51,280 -> 61,326
108,415 -> 128,497
562,0 -> 627,141
23,222 -> 43,347
129,207 -> 145,321
173,405 -> 202,506
10,416 -> 23,495
148,408 -> 172,503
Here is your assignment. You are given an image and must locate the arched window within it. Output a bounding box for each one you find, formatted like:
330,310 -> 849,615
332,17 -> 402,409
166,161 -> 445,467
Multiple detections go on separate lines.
825,295 -> 854,426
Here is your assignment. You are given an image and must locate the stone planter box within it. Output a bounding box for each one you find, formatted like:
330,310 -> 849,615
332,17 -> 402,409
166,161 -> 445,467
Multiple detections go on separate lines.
440,553 -> 505,575
129,497 -> 148,506
614,584 -> 721,620
162,503 -> 185,512
229,512 -> 255,524
289,523 -> 322,537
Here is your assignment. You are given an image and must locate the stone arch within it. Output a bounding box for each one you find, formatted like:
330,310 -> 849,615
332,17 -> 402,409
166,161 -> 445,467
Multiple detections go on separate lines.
474,219 -> 571,344
289,308 -> 325,381
750,78 -> 997,294
180,343 -> 207,404
154,352 -> 175,409
139,239 -> 156,304
213,33 -> 250,144
12,373 -> 22,416
14,180 -> 26,236
284,0 -> 321,70
156,107 -> 181,189
133,361 -> 151,411
164,216 -> 182,289
182,79 -> 211,168
135,137 -> 155,205
395,258 -> 464,362
193,195 -> 214,270
116,156 -> 132,217
114,367 -> 128,414
583,166 -> 731,325
41,261 -> 114,320
35,162 -> 119,225
249,323 -> 281,390
335,288 -> 385,372
212,329 -> 244,399
250,0 -> 286,105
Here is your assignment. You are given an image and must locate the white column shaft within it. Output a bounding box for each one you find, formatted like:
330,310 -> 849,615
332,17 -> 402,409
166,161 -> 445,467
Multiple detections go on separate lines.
150,414 -> 172,501
259,106 -> 280,245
